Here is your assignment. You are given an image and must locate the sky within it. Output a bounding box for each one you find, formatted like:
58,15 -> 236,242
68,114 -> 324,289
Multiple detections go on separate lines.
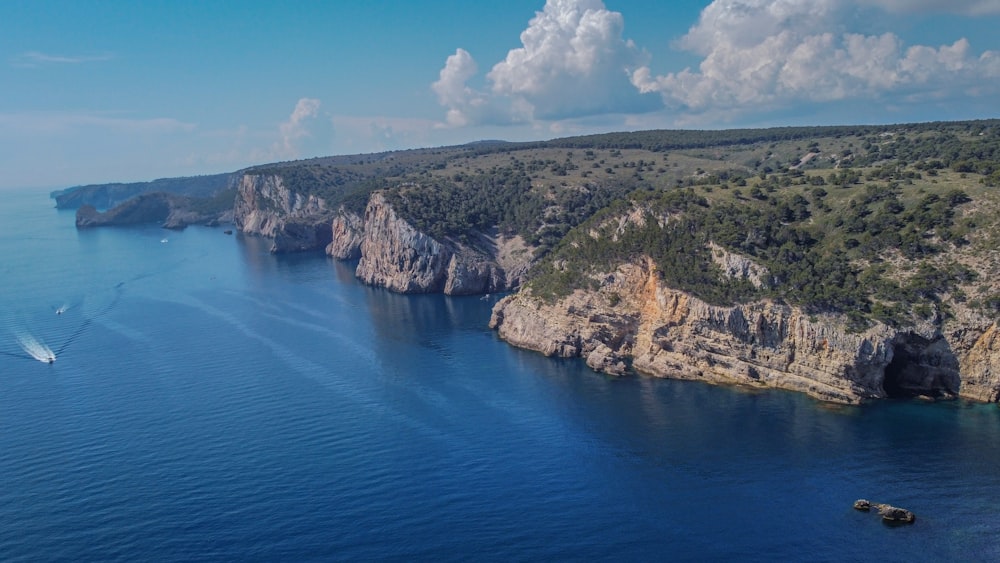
2,0 -> 999,189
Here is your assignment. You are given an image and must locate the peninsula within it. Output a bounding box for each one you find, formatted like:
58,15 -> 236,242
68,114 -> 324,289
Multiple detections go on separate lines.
60,121 -> 1000,404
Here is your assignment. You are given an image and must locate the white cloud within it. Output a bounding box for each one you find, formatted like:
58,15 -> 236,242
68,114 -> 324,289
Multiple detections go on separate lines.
0,111 -> 195,135
433,0 -> 655,127
431,49 -> 488,127
274,98 -> 321,159
10,51 -> 115,68
631,0 -> 1000,117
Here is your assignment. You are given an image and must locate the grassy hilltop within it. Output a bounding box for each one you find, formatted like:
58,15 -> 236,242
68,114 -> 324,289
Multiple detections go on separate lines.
246,120 -> 1000,329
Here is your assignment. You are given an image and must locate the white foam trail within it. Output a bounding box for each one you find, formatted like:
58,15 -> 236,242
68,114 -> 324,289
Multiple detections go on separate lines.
55,303 -> 70,315
16,333 -> 55,363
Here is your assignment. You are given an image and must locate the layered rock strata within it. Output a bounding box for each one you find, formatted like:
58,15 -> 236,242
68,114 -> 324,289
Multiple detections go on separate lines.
353,193 -> 527,295
234,179 -> 532,294
233,174 -> 331,253
490,258 -> 1000,404
325,209 -> 365,260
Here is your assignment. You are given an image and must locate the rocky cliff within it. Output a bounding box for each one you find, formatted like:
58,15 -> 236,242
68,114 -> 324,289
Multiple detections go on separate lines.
233,174 -> 332,253
490,258 -> 1000,404
234,180 -> 532,294
353,193 -> 527,295
75,192 -> 231,229
54,173 -> 231,210
325,208 -> 365,260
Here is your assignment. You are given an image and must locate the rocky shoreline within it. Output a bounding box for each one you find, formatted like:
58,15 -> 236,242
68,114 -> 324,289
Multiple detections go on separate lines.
489,258 -> 1000,405
233,175 -> 534,295
73,168 -> 1000,406
75,192 -> 232,230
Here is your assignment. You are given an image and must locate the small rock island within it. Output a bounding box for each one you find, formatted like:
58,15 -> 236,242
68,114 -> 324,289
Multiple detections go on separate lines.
854,499 -> 916,524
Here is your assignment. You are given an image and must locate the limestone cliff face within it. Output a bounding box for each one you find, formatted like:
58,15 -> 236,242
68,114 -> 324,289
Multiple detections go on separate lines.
953,323 -> 1000,402
75,192 -> 229,230
354,192 -> 527,295
325,208 -> 365,260
355,193 -> 449,292
490,258 -> 1000,404
233,174 -> 330,253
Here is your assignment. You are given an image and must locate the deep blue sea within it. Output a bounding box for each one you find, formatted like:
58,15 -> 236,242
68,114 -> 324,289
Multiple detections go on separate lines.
2,188 -> 1000,561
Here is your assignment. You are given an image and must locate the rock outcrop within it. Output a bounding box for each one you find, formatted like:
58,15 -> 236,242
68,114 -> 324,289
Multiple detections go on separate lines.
75,192 -> 230,229
232,181 -> 532,293
325,209 -> 365,260
53,173 -> 232,210
490,257 -> 1000,404
354,192 -> 529,295
854,500 -> 916,524
233,174 -> 331,253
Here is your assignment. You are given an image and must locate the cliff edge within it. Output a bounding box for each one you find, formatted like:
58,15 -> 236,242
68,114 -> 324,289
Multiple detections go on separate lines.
233,173 -> 332,253
491,258 -> 1000,404
354,192 -> 530,295
75,192 -> 231,229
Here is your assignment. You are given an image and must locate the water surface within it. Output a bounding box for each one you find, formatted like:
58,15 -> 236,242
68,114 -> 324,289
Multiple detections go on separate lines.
1,188 -> 998,561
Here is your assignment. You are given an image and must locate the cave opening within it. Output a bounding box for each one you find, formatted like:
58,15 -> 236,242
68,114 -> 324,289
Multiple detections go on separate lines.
882,334 -> 960,399
883,347 -> 920,398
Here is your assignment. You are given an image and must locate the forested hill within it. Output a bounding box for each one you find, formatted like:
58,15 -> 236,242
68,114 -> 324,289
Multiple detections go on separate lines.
243,119 -> 1000,213
235,119 -> 1000,324
51,173 -> 233,210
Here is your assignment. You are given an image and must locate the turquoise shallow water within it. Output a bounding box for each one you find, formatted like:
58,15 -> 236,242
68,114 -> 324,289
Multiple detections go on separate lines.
1,188 -> 999,561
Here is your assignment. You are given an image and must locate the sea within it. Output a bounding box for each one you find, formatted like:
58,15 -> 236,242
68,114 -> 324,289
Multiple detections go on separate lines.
1,187 -> 999,562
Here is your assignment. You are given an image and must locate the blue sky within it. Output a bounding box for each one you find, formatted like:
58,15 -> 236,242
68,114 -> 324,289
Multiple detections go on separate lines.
3,0 -> 999,189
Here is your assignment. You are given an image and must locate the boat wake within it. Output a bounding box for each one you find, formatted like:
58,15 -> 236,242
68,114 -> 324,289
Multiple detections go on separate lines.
1,287 -> 123,365
16,332 -> 55,363
2,260 -> 188,365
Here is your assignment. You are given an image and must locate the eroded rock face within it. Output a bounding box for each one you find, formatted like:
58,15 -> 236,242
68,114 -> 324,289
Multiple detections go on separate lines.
354,192 -> 529,295
232,182 -> 533,292
355,193 -> 450,293
272,217 -> 333,253
956,324 -> 1000,402
490,258 -> 1000,404
75,193 -> 227,230
233,174 -> 330,253
709,242 -> 770,289
325,209 -> 365,260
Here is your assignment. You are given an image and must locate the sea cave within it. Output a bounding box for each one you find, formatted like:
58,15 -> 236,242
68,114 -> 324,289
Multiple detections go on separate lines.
882,333 -> 960,399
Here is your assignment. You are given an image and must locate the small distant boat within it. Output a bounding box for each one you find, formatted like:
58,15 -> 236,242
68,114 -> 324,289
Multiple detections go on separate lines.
161,238 -> 169,243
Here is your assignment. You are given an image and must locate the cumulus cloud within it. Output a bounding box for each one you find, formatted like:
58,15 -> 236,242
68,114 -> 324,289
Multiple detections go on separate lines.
274,98 -> 321,158
433,0 -> 655,127
631,0 -> 1000,116
432,49 -> 487,127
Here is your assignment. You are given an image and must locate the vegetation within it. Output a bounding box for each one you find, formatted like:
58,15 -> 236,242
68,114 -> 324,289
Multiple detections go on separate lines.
521,120 -> 1000,328
126,119 -> 1000,327
188,187 -> 238,215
